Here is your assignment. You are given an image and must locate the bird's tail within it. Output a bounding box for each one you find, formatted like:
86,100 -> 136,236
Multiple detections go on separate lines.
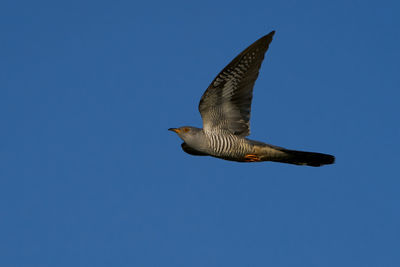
254,143 -> 335,167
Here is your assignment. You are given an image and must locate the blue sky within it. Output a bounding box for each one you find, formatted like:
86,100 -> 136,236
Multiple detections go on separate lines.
1,0 -> 399,266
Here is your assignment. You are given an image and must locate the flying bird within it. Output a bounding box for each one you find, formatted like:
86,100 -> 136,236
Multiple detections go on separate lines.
169,31 -> 335,167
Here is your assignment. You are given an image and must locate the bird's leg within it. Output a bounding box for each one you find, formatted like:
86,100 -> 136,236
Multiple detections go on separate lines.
244,154 -> 261,162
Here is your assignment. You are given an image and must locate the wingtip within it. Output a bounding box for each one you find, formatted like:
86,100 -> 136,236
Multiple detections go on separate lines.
260,30 -> 275,42
253,31 -> 275,46
269,30 -> 276,37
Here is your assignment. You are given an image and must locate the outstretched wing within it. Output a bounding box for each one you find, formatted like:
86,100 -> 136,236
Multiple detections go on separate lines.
181,142 -> 209,156
198,31 -> 275,136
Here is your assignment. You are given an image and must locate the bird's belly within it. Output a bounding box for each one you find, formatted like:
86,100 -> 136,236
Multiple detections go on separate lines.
206,137 -> 254,162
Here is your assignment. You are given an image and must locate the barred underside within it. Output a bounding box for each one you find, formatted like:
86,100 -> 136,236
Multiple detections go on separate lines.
203,134 -> 335,166
204,132 -> 253,161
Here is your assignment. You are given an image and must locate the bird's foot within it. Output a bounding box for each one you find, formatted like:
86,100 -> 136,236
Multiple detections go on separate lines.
244,154 -> 261,162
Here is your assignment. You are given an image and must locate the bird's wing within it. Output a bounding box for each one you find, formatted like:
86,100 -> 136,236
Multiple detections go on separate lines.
198,31 -> 275,137
181,142 -> 209,156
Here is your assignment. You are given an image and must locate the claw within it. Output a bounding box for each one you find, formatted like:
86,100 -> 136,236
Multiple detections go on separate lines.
244,154 -> 261,162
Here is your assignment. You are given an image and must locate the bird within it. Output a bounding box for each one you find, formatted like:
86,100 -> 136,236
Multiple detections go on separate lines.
168,31 -> 335,167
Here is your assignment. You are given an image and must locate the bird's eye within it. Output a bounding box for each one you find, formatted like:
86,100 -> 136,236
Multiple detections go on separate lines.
183,128 -> 190,133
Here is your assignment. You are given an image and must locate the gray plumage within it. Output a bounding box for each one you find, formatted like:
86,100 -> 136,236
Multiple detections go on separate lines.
169,31 -> 335,167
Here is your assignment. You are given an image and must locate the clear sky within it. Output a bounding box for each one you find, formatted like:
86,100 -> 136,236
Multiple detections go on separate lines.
1,0 -> 399,266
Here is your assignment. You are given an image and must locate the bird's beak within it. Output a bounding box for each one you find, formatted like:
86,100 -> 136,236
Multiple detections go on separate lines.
168,128 -> 181,133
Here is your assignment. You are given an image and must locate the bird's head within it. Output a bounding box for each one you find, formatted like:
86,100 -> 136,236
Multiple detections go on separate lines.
168,126 -> 202,143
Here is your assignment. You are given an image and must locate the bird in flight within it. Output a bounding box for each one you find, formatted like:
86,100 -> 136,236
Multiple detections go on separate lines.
169,31 -> 335,167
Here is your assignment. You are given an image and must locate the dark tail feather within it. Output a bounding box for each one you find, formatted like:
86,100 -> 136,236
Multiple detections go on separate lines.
271,148 -> 335,167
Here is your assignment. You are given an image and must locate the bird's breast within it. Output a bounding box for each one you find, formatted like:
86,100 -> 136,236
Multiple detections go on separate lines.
205,133 -> 252,159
